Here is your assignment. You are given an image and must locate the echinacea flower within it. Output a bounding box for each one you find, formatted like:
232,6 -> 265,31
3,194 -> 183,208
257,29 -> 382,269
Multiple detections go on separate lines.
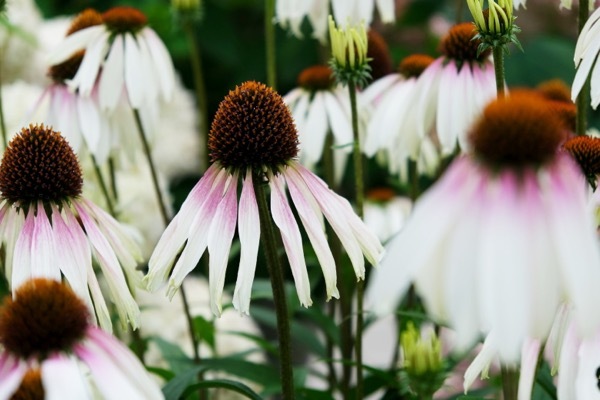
48,6 -> 175,115
0,278 -> 163,400
283,65 -> 353,182
572,6 -> 600,109
145,81 -> 383,316
411,23 -> 496,155
366,93 -> 600,363
0,125 -> 143,332
362,54 -> 441,173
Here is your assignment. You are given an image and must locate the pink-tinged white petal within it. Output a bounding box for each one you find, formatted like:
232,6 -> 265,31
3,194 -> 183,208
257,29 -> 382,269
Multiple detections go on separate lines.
478,172 -> 531,363
464,332 -> 497,393
141,28 -> 175,102
76,95 -> 102,155
415,58 -> 443,139
300,92 -> 328,166
47,25 -> 105,65
76,328 -> 163,400
366,158 -> 479,315
69,30 -> 110,97
546,304 -> 573,375
269,173 -> 312,307
545,157 -> 600,338
145,165 -> 221,291
42,354 -> 90,400
99,34 -> 125,112
31,202 -> 59,281
124,33 -> 145,109
166,169 -> 230,299
2,205 -> 24,283
12,210 -> 34,290
73,202 -> 140,330
87,262 -> 113,332
284,169 -> 339,300
233,170 -> 261,315
518,339 -> 541,400
52,206 -> 92,309
207,173 -> 239,316
361,73 -> 399,106
0,354 -> 26,400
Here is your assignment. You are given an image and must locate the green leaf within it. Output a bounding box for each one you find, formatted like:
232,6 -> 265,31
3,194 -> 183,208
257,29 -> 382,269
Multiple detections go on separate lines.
151,337 -> 195,375
193,315 -> 216,351
162,366 -> 207,400
200,357 -> 280,389
181,379 -> 263,400
224,330 -> 279,356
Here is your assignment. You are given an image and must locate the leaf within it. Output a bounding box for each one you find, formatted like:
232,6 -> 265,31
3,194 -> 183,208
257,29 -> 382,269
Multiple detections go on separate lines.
162,366 -> 207,400
193,315 -> 216,352
223,330 -> 279,356
151,337 -> 195,375
181,379 -> 263,400
200,357 -> 280,389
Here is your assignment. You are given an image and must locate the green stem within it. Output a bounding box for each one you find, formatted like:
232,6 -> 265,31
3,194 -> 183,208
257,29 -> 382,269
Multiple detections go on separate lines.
265,0 -> 277,89
492,46 -> 505,97
108,157 -> 119,202
183,19 -> 210,170
576,0 -> 590,136
89,154 -> 116,217
253,173 -> 295,399
132,108 -> 201,367
348,80 -> 365,399
501,366 -> 519,400
455,0 -> 464,23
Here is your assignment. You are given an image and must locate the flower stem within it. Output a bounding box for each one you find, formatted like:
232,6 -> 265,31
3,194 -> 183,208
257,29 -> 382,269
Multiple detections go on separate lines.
253,173 -> 295,399
183,19 -> 210,170
89,154 -> 116,217
132,108 -> 201,366
265,0 -> 277,89
576,0 -> 590,136
455,0 -> 465,23
492,46 -> 505,97
348,79 -> 365,399
501,366 -> 519,400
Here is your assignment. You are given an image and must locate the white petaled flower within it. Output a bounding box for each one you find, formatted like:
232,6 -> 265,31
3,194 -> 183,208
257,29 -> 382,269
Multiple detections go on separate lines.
48,6 -> 175,115
363,53 -> 443,174
572,6 -> 600,109
276,0 -> 394,42
0,125 -> 143,332
284,65 -> 353,183
410,23 -> 496,155
0,278 -> 163,400
144,81 -> 383,316
363,189 -> 412,243
366,94 -> 600,363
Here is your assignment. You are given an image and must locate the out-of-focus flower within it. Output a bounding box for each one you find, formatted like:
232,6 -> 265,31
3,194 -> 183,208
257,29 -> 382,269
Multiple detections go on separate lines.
0,80 -> 44,137
276,0 -> 395,43
48,6 -> 175,115
572,6 -> 600,109
362,54 -> 441,173
0,125 -> 143,332
367,94 -> 600,363
411,23 -> 496,154
563,135 -> 600,190
283,65 -> 352,182
364,188 -> 412,243
0,278 -> 163,400
145,81 -> 383,316
367,29 -> 393,81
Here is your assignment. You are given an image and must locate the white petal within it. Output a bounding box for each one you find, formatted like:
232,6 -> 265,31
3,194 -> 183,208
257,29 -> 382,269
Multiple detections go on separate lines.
47,26 -> 105,65
31,202 -> 59,281
69,30 -> 110,97
141,29 -> 176,102
0,355 -> 26,400
87,261 -> 113,332
324,90 -> 353,148
269,173 -> 312,307
99,34 -> 125,112
124,33 -> 145,109
76,95 -> 102,154
233,170 -> 261,315
572,21 -> 600,101
464,332 -> 497,393
375,0 -> 395,23
207,173 -> 239,316
12,210 -> 34,290
518,339 -> 541,400
300,92 -> 328,166
42,355 -> 90,400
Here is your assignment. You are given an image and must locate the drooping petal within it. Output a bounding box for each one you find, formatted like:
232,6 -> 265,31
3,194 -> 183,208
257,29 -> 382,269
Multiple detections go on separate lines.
300,92 -> 328,166
99,34 -> 125,112
284,169 -> 339,300
141,28 -> 175,102
324,91 -> 353,149
557,322 -> 580,400
76,95 -> 102,155
207,173 -> 239,316
269,172 -> 312,307
42,354 -> 90,400
86,261 -> 113,332
464,332 -> 497,393
233,170 -> 261,315
12,209 -> 35,290
47,25 -> 105,65
124,33 -> 145,109
0,354 -> 26,400
31,202 -> 59,281
76,328 -> 163,400
69,29 -> 111,97
375,0 -> 395,23
518,339 -> 541,400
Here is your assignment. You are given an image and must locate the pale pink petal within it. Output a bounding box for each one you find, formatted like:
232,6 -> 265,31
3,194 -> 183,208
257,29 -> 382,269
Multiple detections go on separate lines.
2,205 -> 24,284
99,34 -> 125,112
518,339 -> 541,400
12,210 -> 34,290
269,173 -> 312,307
145,165 -> 221,291
31,202 -> 59,281
42,354 -> 90,400
86,261 -> 113,332
0,354 -> 26,400
76,328 -> 163,400
233,170 -> 261,315
284,169 -> 339,300
207,173 -> 239,316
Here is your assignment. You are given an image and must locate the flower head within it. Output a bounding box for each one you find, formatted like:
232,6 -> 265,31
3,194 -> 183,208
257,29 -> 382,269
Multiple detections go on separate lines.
563,135 -> 600,190
367,93 -> 600,362
0,278 -> 163,399
145,81 -> 383,316
466,0 -> 521,55
0,125 -> 143,332
328,15 -> 371,87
